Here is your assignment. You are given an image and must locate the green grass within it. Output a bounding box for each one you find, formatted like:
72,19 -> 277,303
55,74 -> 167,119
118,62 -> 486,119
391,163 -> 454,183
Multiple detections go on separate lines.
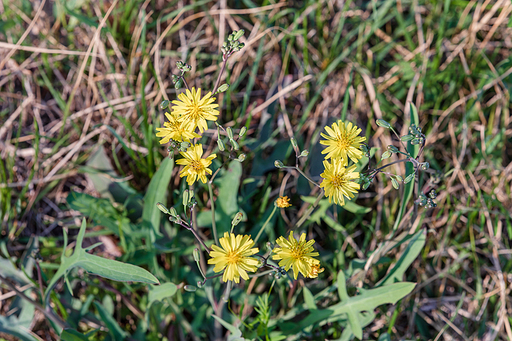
1,0 -> 511,340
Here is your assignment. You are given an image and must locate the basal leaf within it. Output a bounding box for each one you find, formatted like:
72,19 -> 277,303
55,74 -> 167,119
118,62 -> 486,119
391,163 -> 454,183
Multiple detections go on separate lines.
377,229 -> 426,286
142,156 -> 174,240
44,219 -> 159,306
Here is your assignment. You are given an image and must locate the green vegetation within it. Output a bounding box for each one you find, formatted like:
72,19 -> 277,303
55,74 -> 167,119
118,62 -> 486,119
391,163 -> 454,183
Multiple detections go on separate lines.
1,0 -> 511,340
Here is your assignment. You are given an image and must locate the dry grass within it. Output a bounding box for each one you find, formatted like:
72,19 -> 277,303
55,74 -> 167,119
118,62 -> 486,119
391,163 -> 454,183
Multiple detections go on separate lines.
1,0 -> 512,339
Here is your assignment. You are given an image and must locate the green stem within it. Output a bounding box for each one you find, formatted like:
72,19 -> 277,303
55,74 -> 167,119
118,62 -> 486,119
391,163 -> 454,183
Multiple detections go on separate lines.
254,206 -> 277,244
195,259 -> 207,280
208,182 -> 219,245
295,189 -> 325,229
282,166 -> 320,188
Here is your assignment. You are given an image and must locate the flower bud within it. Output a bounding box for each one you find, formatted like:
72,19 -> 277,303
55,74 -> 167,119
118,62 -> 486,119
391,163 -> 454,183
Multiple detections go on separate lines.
391,177 -> 399,190
401,135 -> 414,141
174,79 -> 183,89
193,248 -> 200,262
274,160 -> 284,168
239,126 -> 247,137
404,173 -> 415,184
300,150 -> 309,157
290,137 -> 298,148
183,190 -> 189,207
159,100 -> 169,110
237,154 -> 246,162
376,119 -> 391,128
169,207 -> 178,218
184,285 -> 197,292
421,162 -> 429,170
231,212 -> 243,226
180,141 -> 190,150
197,281 -> 204,288
387,145 -> 399,153
156,202 -> 169,215
381,151 -> 392,160
217,83 -> 229,93
230,138 -> 239,150
217,138 -> 225,151
233,29 -> 245,40
227,127 -> 234,139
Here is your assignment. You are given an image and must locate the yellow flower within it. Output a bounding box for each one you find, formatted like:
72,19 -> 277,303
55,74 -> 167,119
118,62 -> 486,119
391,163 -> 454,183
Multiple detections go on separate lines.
275,196 -> 292,208
172,87 -> 219,133
272,232 -> 320,280
308,263 -> 324,278
176,144 -> 216,185
208,232 -> 259,283
155,112 -> 200,144
320,120 -> 366,163
320,159 -> 360,206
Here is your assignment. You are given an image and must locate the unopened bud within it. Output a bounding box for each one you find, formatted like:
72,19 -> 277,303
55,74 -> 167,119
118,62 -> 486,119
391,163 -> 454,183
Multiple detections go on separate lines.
290,137 -> 298,148
387,145 -> 399,153
231,212 -> 243,226
275,160 -> 284,168
217,83 -> 229,93
376,119 -> 391,128
217,138 -> 225,151
183,190 -> 189,207
159,100 -> 169,110
300,150 -> 309,157
381,151 -> 392,160
230,138 -> 239,150
174,79 -> 183,89
184,285 -> 197,292
169,207 -> 178,217
197,281 -> 204,288
193,248 -> 200,262
181,141 -> 190,150
237,154 -> 246,162
233,29 -> 245,40
227,127 -> 234,139
421,162 -> 429,170
157,202 -> 169,215
239,126 -> 247,137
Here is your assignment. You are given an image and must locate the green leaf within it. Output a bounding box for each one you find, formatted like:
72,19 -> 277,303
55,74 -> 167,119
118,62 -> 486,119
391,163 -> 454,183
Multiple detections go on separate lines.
212,315 -> 248,341
61,329 -> 90,341
142,156 -> 174,240
148,282 -> 178,306
94,301 -> 128,340
303,287 -> 317,310
0,315 -> 40,341
393,103 -> 419,230
377,229 -> 426,286
44,219 -> 159,305
283,281 -> 415,336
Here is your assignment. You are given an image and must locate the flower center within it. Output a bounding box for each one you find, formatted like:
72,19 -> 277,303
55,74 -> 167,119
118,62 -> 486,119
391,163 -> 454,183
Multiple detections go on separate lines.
331,174 -> 346,188
336,134 -> 350,149
226,250 -> 242,265
290,245 -> 306,260
190,160 -> 203,171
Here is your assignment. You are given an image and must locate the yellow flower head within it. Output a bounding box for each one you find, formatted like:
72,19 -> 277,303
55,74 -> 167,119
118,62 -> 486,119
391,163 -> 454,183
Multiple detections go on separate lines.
275,196 -> 292,208
272,232 -> 320,280
172,87 -> 219,133
208,232 -> 259,283
320,158 -> 360,206
155,112 -> 200,144
320,120 -> 366,163
176,144 -> 216,185
308,263 -> 324,278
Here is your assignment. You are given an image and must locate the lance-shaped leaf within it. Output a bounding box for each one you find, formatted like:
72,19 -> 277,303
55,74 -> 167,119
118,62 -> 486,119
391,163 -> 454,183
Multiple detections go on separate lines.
44,219 -> 159,305
283,273 -> 415,338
